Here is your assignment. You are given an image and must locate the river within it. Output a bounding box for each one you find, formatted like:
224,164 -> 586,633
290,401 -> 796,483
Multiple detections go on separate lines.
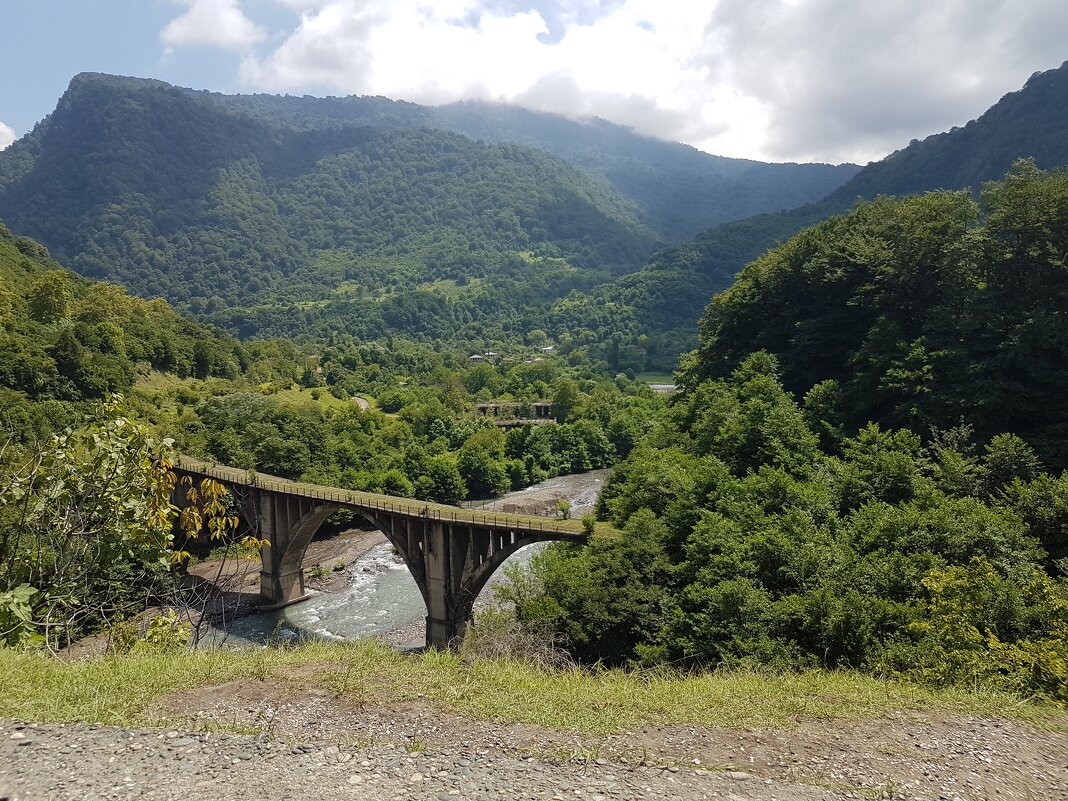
199,469 -> 609,649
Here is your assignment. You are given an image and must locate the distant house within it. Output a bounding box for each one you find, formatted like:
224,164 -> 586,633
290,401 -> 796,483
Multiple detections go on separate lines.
469,354 -> 485,362
540,346 -> 555,352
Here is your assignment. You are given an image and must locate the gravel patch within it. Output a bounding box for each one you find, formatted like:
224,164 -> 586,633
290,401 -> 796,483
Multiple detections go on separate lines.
146,678 -> 1068,801
1,718 -> 850,801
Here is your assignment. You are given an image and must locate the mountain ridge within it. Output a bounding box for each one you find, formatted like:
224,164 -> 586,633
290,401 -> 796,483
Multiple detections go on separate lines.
557,59 -> 1068,371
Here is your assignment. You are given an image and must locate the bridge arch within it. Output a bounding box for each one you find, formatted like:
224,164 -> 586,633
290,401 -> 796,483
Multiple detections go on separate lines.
172,459 -> 590,648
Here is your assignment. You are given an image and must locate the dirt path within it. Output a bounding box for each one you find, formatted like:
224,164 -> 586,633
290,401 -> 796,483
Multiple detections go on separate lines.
147,677 -> 1068,800
0,717 -> 864,801
6,685 -> 1066,801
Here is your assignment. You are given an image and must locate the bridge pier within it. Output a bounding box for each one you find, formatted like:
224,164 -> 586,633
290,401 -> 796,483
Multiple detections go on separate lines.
256,493 -> 340,610
417,521 -> 539,649
423,520 -> 455,646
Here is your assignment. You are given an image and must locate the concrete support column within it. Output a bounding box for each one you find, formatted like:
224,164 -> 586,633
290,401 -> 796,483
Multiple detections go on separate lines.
423,520 -> 453,648
258,492 -> 315,610
258,490 -> 279,604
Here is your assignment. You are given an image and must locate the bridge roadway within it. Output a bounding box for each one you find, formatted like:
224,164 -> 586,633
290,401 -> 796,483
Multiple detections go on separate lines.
172,457 -> 590,648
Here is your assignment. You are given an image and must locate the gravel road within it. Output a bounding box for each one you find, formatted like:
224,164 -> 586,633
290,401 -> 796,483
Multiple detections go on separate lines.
5,696 -> 1067,801
1,719 -> 848,801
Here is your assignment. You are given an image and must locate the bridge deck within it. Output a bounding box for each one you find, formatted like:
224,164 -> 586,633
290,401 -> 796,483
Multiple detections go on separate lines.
175,456 -> 597,539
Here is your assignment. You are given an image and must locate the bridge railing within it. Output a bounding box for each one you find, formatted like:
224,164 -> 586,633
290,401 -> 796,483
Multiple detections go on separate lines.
174,458 -> 586,538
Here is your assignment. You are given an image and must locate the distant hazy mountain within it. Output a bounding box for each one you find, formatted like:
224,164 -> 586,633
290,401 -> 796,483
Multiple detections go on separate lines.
563,60 -> 1068,371
430,102 -> 857,242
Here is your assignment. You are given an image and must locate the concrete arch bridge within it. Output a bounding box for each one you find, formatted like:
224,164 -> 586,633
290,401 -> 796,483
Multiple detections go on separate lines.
172,458 -> 591,648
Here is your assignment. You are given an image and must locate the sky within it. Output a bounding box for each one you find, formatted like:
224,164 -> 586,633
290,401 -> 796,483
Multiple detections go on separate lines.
0,0 -> 1066,164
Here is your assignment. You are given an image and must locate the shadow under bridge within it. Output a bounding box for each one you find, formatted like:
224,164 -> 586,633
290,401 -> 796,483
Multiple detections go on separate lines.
171,457 -> 589,648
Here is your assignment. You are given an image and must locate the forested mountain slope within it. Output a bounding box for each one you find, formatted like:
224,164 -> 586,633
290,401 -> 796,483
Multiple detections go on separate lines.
0,73 -> 858,341
113,81 -> 858,242
683,164 -> 1068,466
431,101 -> 858,242
558,61 -> 1068,370
0,73 -> 659,320
0,223 -> 241,440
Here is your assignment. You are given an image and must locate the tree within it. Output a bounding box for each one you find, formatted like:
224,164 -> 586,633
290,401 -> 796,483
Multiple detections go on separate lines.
551,378 -> 579,423
457,444 -> 509,499
511,510 -> 673,665
27,270 -> 73,323
0,397 -> 219,649
192,340 -> 213,380
416,454 -> 467,504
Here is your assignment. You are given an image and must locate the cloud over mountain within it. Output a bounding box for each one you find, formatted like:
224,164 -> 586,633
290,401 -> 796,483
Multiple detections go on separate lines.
161,0 -> 267,53
0,123 -> 15,151
157,0 -> 1068,163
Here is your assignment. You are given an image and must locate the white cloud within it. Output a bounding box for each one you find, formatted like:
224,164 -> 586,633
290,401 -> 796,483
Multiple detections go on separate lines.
0,122 -> 15,150
161,0 -> 267,53
704,0 -> 1068,163
240,2 -> 731,148
223,1 -> 1068,162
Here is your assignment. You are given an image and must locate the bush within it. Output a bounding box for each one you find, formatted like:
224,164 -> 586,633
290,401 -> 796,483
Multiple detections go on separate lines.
461,606 -> 575,670
878,558 -> 1068,703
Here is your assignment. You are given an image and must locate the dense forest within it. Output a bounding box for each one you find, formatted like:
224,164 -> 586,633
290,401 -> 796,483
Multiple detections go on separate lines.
506,169 -> 1068,701
4,66 -> 1067,371
0,72 -> 856,355
0,221 -> 241,442
431,101 -> 857,243
682,162 -> 1068,469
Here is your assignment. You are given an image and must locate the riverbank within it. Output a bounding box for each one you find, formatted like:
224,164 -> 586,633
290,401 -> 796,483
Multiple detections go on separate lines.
2,643 -> 1066,800
187,527 -> 388,598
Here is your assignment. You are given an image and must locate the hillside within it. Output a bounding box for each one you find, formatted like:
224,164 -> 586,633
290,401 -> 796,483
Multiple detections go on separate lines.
0,222 -> 241,440
0,74 -> 859,344
187,89 -> 860,242
431,101 -> 858,242
825,60 -> 1068,204
563,61 -> 1068,370
0,74 -> 661,319
683,164 -> 1068,465
119,82 -> 858,242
